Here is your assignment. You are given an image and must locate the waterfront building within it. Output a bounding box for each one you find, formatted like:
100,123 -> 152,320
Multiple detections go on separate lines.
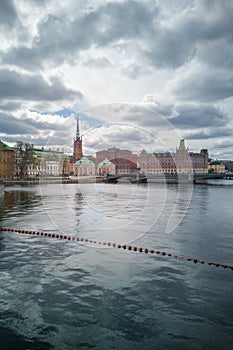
0,141 -> 15,180
74,156 -> 96,176
97,158 -> 116,175
96,147 -> 137,174
190,149 -> 209,173
33,148 -> 66,177
70,118 -> 83,163
14,146 -> 67,178
138,140 -> 209,174
175,139 -> 193,173
15,163 -> 40,178
14,142 -> 39,178
86,155 -> 96,163
63,155 -> 71,177
139,149 -> 164,174
44,157 -> 60,176
208,160 -> 225,173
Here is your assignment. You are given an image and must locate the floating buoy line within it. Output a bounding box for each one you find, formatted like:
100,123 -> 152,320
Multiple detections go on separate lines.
0,227 -> 232,271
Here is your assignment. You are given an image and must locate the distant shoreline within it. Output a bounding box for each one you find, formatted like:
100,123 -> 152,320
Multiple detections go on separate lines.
2,176 -> 232,187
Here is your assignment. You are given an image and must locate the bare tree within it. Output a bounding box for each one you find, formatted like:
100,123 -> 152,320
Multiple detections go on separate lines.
15,142 -> 36,179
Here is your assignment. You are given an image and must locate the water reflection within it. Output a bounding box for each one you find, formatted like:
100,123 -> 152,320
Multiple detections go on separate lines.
0,183 -> 233,349
0,188 -> 41,220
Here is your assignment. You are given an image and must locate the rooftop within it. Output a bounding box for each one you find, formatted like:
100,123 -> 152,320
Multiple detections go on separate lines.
74,157 -> 95,166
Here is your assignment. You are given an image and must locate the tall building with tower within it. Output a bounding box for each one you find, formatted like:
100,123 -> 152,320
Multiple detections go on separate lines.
71,118 -> 83,163
138,139 -> 209,174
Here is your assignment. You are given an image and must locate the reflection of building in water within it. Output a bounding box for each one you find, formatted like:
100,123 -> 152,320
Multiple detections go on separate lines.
96,147 -> 137,174
138,139 -> 209,174
0,189 -> 40,222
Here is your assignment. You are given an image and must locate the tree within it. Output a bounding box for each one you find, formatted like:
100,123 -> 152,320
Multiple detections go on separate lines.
225,161 -> 233,172
15,142 -> 36,179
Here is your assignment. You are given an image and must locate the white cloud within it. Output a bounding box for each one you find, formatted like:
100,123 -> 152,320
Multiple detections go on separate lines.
0,0 -> 232,159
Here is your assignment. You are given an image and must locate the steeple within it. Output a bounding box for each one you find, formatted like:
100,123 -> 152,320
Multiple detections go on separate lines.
178,139 -> 186,151
71,116 -> 83,163
76,117 -> 81,141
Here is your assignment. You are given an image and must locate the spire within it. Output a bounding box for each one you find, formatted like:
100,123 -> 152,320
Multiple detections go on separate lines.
178,139 -> 186,151
76,117 -> 81,141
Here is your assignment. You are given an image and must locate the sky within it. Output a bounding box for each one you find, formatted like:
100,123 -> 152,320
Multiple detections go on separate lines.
0,0 -> 233,159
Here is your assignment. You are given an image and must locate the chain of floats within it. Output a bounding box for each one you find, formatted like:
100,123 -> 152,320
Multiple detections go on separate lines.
1,226 -> 233,271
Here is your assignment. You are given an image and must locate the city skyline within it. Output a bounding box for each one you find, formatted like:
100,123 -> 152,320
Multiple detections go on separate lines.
0,0 -> 233,159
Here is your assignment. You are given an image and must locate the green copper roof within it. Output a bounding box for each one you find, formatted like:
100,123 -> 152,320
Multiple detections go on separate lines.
178,139 -> 186,151
74,157 -> 95,166
1,143 -> 15,151
98,158 -> 115,167
33,148 -> 65,158
34,150 -> 44,157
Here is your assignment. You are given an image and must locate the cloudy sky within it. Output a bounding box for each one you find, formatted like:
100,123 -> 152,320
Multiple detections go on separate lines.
0,0 -> 232,159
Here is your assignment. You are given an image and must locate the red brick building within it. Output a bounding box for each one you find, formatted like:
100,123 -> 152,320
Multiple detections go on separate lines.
0,141 -> 15,180
96,147 -> 138,174
139,140 -> 209,174
70,118 -> 83,163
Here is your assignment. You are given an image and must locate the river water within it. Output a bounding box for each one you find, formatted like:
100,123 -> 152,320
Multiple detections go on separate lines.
0,181 -> 233,349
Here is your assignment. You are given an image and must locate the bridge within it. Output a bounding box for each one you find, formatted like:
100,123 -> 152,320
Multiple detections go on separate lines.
105,172 -> 226,184
225,172 -> 233,180
105,173 -> 147,183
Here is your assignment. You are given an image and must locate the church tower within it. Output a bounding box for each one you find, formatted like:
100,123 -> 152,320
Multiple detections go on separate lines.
175,139 -> 192,173
72,117 -> 83,162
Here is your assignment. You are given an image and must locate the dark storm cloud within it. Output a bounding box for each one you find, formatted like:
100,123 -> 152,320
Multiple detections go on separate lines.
0,69 -> 82,101
0,0 -> 232,158
2,0 -> 233,75
212,141 -> 233,151
0,113 -> 37,135
196,0 -> 233,39
0,101 -> 21,111
183,128 -> 233,140
145,0 -> 233,68
0,133 -> 70,148
3,12 -> 100,69
96,0 -> 157,45
173,70 -> 233,102
0,0 -> 17,28
0,112 -> 63,136
196,39 -> 233,70
170,104 -> 229,128
3,1 -> 158,69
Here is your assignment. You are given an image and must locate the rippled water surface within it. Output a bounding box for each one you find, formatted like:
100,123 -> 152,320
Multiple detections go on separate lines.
0,182 -> 233,349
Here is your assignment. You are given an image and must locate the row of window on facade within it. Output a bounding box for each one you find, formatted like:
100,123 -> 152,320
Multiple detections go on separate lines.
0,140 -> 226,180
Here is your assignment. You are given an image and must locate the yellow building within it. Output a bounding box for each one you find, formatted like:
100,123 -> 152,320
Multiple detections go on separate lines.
208,160 -> 225,173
